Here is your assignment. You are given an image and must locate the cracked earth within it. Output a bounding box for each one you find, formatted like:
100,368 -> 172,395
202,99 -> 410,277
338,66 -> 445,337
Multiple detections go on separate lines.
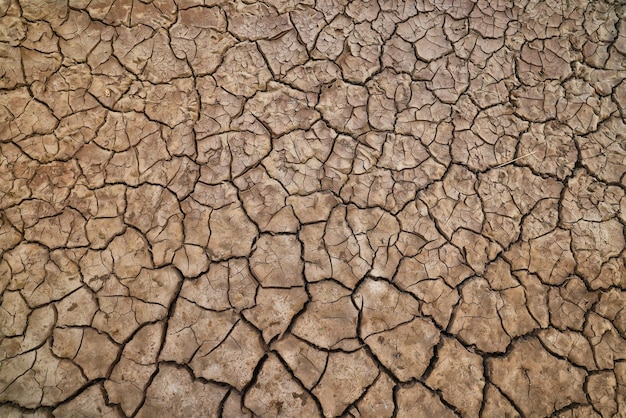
1,0 -> 626,417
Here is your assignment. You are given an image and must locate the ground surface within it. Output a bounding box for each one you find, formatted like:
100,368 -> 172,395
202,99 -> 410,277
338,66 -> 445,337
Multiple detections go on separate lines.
1,0 -> 626,417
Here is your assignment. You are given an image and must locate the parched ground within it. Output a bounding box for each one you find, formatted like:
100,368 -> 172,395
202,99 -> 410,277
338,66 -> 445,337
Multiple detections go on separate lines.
1,0 -> 626,417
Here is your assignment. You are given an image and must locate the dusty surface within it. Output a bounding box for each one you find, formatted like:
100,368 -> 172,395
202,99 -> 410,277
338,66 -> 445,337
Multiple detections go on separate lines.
1,0 -> 626,416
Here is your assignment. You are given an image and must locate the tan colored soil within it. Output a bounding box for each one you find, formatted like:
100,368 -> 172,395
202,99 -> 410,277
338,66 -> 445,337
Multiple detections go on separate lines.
1,0 -> 625,416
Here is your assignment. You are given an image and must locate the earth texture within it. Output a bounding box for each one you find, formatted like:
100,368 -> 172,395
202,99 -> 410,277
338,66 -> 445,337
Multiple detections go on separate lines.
1,0 -> 626,417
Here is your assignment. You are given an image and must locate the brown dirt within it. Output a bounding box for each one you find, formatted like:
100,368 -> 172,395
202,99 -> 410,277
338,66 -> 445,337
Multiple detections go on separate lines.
1,0 -> 626,416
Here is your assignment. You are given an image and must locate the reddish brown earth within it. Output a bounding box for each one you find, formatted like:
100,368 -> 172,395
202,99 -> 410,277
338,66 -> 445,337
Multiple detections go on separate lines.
1,0 -> 626,417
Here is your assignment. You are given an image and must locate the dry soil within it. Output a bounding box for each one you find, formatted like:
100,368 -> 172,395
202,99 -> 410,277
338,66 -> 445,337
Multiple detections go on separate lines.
1,0 -> 626,417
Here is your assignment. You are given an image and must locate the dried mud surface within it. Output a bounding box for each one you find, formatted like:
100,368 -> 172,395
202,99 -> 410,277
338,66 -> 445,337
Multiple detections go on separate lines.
1,0 -> 626,417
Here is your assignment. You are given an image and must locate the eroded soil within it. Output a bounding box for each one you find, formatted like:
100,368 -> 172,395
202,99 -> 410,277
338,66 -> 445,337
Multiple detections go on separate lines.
1,0 -> 626,417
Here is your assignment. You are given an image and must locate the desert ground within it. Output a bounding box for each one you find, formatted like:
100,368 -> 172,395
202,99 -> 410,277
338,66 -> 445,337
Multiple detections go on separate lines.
1,0 -> 626,416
